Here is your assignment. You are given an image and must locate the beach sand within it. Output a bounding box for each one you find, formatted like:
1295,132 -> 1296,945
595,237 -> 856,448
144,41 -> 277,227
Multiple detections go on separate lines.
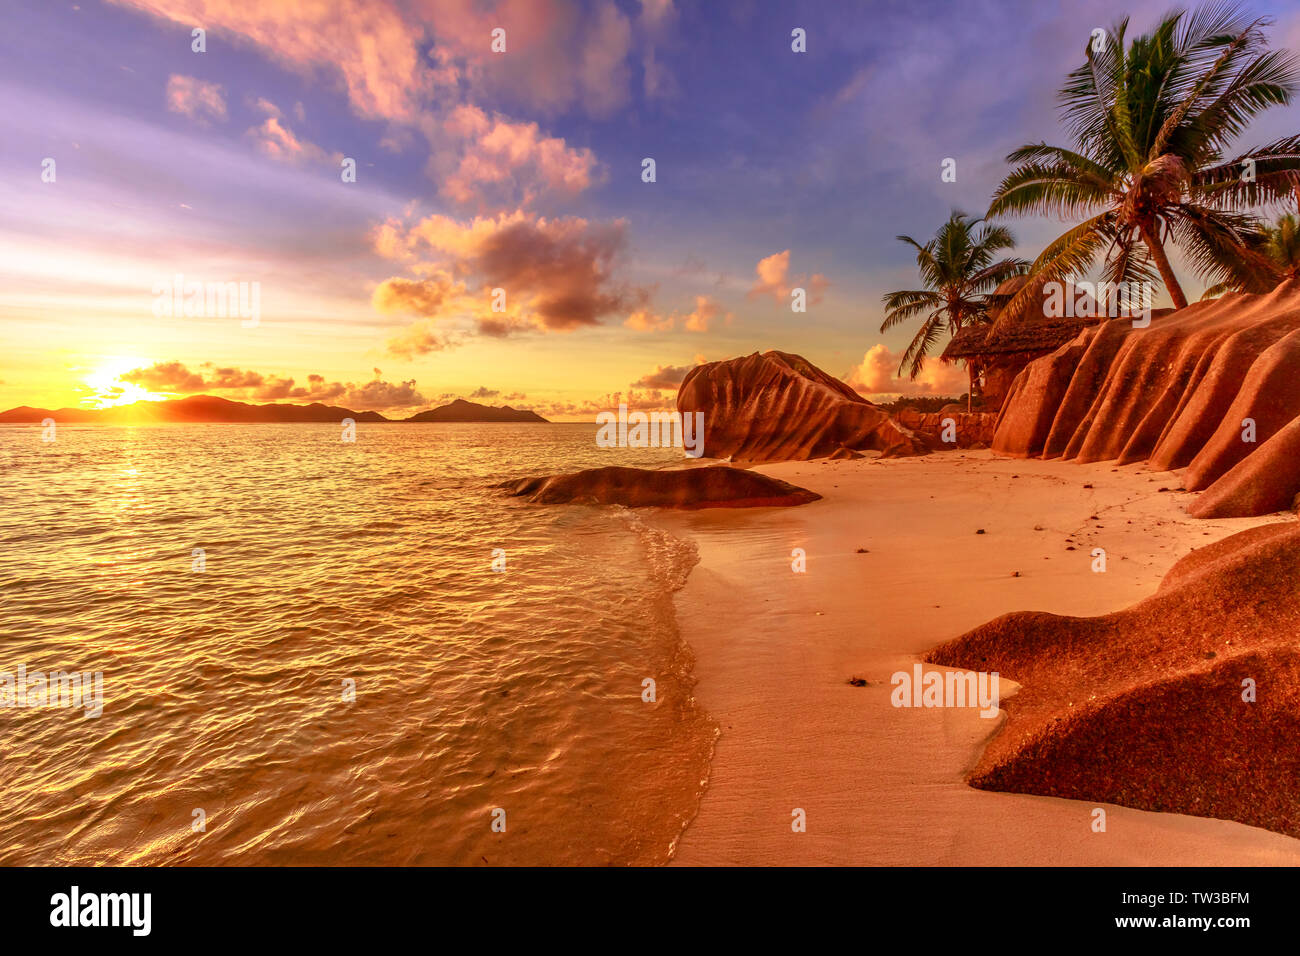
651,450 -> 1300,865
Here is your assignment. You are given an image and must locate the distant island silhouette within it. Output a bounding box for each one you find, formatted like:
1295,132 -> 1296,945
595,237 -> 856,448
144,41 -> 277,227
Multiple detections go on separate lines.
0,394 -> 550,424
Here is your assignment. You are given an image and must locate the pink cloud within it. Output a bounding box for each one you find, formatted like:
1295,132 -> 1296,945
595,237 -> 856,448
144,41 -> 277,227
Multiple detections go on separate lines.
538,386 -> 674,418
123,0 -> 641,122
623,294 -> 731,333
121,360 -> 428,410
623,308 -> 674,331
246,115 -> 341,165
411,0 -> 634,118
747,250 -> 829,305
631,363 -> 693,389
120,1 -> 650,207
165,74 -> 227,123
439,105 -> 600,206
845,344 -> 967,398
375,210 -> 657,354
638,0 -> 679,101
681,295 -> 731,332
124,1 -> 431,122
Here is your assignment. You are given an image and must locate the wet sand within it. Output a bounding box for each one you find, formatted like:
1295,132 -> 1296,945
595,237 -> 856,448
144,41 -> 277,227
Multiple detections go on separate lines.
651,450 -> 1300,865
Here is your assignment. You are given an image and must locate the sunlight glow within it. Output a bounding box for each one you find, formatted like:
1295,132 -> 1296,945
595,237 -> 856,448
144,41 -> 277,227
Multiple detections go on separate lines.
82,356 -> 167,408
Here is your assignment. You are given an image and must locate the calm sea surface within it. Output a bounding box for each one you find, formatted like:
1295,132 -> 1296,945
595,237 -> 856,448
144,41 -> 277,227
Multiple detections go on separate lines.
0,422 -> 716,865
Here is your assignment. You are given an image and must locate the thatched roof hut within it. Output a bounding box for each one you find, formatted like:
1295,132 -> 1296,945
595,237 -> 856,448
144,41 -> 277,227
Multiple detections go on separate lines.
940,323 -> 992,362
940,275 -> 1102,412
939,315 -> 1101,363
986,274 -> 1035,328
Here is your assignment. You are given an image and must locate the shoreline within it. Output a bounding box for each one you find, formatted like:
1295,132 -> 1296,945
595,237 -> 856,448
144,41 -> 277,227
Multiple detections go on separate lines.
651,450 -> 1300,865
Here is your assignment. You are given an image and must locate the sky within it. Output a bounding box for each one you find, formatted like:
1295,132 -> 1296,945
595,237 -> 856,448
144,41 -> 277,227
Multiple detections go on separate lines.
3,0 -> 1300,419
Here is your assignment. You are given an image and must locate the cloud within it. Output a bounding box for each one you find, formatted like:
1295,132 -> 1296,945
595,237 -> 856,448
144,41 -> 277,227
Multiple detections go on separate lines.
844,344 -> 967,398
638,0 -> 679,101
250,96 -> 281,117
468,386 -> 499,399
536,386 -> 674,418
120,361 -> 428,410
254,375 -> 297,400
241,97 -> 340,165
375,209 -> 657,354
471,216 -> 648,330
122,360 -> 210,391
246,114 -> 342,165
623,295 -> 731,333
383,321 -> 460,359
680,294 -> 731,332
414,0 -> 636,118
631,363 -> 693,389
623,308 -> 674,331
373,273 -> 464,316
124,1 -> 432,122
598,387 -> 674,411
438,105 -> 601,206
338,376 -> 425,410
747,250 -> 829,305
118,0 -> 650,207
579,3 -> 634,115
165,74 -> 227,123
750,250 -> 791,299
123,361 -> 271,392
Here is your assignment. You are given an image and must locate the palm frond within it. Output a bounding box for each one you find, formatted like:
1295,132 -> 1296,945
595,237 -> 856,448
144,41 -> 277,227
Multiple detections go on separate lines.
1169,203 -> 1275,290
898,314 -> 948,381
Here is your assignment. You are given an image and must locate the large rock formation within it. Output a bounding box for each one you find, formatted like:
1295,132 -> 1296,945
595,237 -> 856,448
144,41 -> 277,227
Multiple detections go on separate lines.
498,465 -> 821,509
993,279 -> 1300,517
676,350 -> 930,462
928,523 -> 1300,839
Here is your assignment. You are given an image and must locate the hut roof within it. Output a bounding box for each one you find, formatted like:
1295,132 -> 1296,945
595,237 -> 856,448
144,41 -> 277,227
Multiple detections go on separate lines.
941,324 -> 992,360
983,316 -> 1102,354
985,274 -> 1034,324
941,316 -> 1102,361
941,272 -> 1115,362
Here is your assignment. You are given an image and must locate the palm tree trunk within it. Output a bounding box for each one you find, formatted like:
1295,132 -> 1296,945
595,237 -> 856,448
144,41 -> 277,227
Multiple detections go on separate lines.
1140,221 -> 1188,310
967,363 -> 973,413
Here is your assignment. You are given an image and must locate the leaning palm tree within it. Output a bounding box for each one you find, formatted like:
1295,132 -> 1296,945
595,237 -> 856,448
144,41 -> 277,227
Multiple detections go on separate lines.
989,2 -> 1300,314
880,211 -> 1027,392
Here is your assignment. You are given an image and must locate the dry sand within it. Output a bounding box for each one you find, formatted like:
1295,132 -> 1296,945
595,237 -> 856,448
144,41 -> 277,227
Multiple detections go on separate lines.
649,450 -> 1300,865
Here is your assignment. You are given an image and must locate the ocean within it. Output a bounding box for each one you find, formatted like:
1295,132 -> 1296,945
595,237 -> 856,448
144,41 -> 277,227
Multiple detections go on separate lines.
0,422 -> 717,865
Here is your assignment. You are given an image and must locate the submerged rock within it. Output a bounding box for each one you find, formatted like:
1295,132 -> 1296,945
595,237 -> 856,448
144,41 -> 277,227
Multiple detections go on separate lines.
498,465 -> 821,509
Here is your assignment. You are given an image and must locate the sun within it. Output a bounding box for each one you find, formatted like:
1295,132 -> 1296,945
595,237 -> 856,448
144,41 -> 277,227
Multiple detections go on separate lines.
82,356 -> 168,409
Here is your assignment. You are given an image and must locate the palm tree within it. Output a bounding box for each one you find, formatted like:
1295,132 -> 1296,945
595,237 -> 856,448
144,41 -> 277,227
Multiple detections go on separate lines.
989,2 -> 1300,315
1261,212 -> 1300,278
1203,210 -> 1300,296
880,211 -> 1027,400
